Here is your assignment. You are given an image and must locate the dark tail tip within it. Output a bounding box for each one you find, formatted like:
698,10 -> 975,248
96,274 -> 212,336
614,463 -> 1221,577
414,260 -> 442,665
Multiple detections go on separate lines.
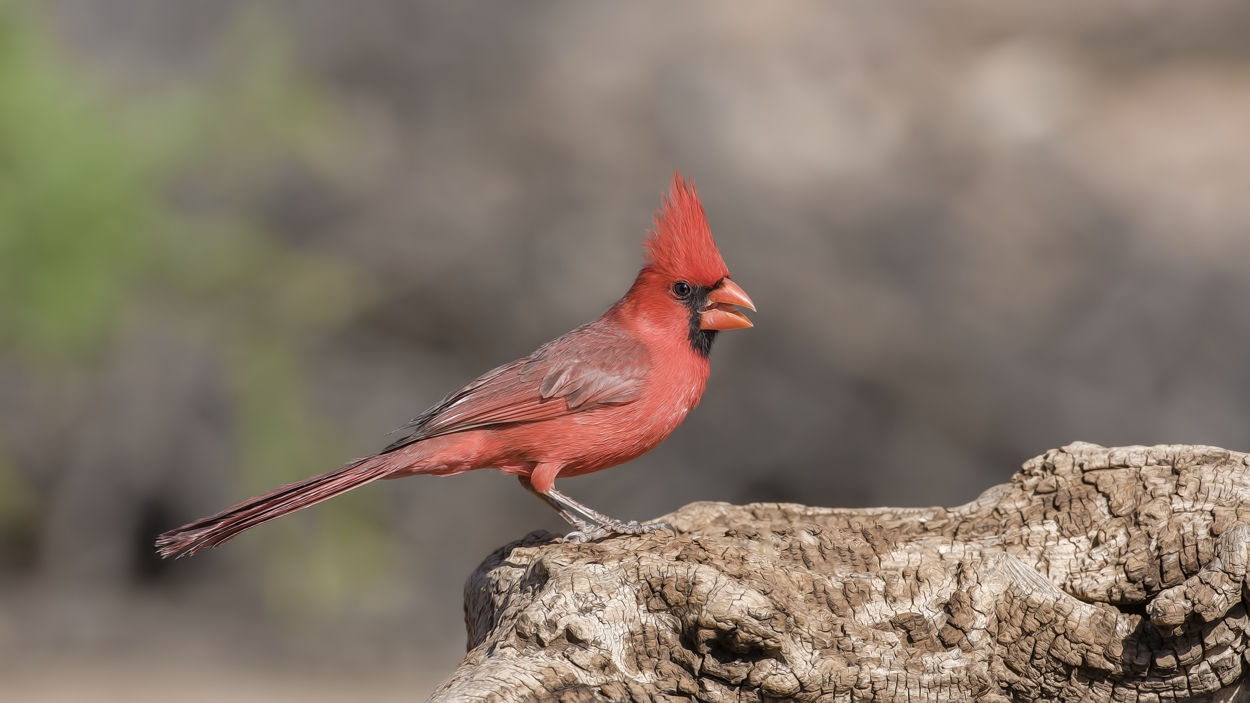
154,528 -> 207,559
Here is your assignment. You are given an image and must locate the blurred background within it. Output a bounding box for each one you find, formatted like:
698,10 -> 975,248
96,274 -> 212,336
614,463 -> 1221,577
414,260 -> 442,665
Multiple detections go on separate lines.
2,0 -> 1249,699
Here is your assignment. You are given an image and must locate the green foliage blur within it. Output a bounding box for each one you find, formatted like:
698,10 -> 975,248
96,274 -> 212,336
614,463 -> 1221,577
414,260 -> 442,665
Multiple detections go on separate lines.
0,4 -> 389,614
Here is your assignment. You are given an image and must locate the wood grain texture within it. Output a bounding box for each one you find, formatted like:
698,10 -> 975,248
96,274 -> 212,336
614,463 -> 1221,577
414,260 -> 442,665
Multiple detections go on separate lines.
433,443 -> 1250,702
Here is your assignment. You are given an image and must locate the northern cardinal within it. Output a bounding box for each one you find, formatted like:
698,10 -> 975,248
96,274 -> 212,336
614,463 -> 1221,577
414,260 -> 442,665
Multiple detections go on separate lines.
157,174 -> 754,558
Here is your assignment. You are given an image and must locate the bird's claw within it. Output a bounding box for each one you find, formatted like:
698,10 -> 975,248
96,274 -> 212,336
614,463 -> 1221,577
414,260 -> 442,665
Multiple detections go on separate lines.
613,519 -> 675,535
644,520 -> 676,535
563,520 -> 674,544
563,526 -> 608,544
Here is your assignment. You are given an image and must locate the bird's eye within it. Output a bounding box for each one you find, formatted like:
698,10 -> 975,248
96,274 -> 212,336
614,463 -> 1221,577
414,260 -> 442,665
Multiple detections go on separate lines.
672,281 -> 692,298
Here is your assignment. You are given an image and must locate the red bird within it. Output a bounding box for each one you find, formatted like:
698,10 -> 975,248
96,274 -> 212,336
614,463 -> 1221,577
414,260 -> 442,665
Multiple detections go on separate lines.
157,174 -> 754,557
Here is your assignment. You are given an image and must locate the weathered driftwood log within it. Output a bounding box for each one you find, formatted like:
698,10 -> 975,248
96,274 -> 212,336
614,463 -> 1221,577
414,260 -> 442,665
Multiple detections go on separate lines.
432,443 -> 1250,702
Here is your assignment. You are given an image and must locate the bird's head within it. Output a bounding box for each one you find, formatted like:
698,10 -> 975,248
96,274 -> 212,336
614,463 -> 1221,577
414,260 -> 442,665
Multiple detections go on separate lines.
627,173 -> 755,357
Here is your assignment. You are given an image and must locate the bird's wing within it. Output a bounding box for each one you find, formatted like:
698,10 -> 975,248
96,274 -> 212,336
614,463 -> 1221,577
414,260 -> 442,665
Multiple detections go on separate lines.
381,322 -> 650,453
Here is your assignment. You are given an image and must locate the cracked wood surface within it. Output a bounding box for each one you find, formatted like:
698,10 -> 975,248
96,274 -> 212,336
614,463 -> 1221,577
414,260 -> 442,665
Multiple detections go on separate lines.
431,443 -> 1250,702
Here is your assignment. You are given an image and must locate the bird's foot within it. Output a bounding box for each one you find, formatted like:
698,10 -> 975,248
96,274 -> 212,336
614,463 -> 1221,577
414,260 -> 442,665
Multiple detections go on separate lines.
540,486 -> 675,542
610,519 -> 674,535
562,516 -> 610,543
562,520 -> 674,544
563,528 -> 605,544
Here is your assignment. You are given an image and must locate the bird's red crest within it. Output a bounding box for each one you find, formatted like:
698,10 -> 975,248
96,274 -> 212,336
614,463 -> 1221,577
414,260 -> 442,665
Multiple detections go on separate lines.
644,174 -> 729,286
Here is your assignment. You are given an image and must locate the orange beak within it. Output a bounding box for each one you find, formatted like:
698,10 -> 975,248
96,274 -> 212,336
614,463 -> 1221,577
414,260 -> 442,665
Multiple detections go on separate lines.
699,278 -> 756,331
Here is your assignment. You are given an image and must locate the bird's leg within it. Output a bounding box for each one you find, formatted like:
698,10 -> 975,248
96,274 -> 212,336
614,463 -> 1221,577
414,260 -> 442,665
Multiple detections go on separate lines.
517,475 -> 603,538
518,475 -> 673,543
543,487 -> 674,539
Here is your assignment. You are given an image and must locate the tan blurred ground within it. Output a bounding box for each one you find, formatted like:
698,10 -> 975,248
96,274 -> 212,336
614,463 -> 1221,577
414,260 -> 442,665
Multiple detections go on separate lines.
5,663 -> 433,703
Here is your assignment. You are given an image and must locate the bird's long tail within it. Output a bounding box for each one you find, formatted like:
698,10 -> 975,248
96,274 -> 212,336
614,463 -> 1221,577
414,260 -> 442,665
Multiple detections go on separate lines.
156,456 -> 392,559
